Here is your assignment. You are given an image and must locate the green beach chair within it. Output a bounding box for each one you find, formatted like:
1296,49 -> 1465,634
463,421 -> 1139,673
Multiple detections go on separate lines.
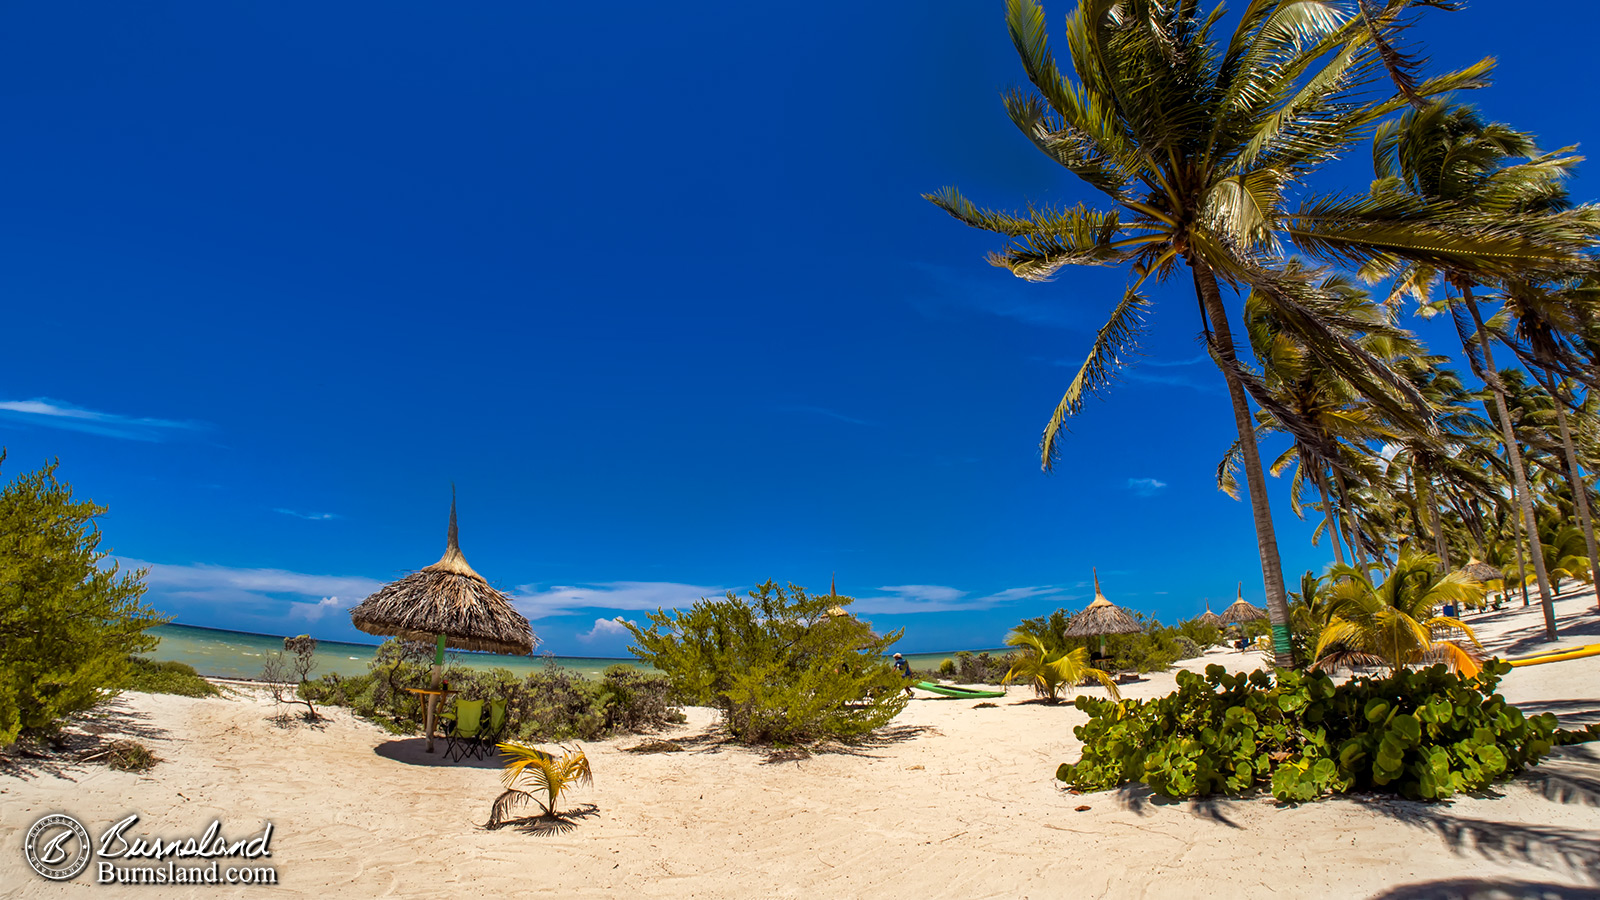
474,698 -> 509,760
441,699 -> 484,762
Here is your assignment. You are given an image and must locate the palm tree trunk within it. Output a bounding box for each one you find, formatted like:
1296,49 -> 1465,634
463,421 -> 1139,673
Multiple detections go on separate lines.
1333,469 -> 1369,568
1416,460 -> 1450,570
1315,470 -> 1347,567
1463,292 -> 1557,642
1552,397 -> 1600,611
1189,258 -> 1294,668
1511,504 -> 1532,607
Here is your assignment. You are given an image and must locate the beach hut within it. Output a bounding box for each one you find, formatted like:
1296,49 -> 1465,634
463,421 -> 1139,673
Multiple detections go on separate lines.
348,492 -> 536,753
1062,569 -> 1143,659
1457,559 -> 1503,584
1194,601 -> 1224,629
1220,583 -> 1267,625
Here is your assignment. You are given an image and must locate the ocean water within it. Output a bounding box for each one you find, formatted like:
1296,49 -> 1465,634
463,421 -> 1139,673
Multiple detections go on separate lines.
146,623 -> 997,682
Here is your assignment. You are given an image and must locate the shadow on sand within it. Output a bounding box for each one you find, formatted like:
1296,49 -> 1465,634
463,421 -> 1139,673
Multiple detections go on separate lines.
0,699 -> 170,781
485,803 -> 601,836
373,737 -> 504,769
1365,878 -> 1600,900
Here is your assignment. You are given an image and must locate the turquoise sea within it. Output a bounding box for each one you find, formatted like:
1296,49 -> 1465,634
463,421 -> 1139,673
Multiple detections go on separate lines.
146,623 -> 1000,681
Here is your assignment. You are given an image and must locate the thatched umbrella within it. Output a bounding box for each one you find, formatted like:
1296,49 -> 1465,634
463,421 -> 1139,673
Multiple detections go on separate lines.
1194,600 -> 1224,629
1062,569 -> 1143,658
1220,582 -> 1267,625
1457,558 -> 1503,584
349,493 -> 536,752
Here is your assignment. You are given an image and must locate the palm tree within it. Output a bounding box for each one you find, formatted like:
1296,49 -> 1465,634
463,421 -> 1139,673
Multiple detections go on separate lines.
1313,551 -> 1485,675
488,742 -> 594,826
928,0 -> 1518,666
1002,631 -> 1120,702
1368,102 -> 1600,640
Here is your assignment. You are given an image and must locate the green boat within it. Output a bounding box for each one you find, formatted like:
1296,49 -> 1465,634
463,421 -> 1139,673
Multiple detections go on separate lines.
913,681 -> 1006,699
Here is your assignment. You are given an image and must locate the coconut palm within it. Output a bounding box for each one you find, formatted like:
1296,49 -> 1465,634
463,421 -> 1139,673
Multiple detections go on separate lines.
1313,551 -> 1486,675
922,0 -> 1585,666
488,742 -> 594,826
1368,101 -> 1600,639
1002,631 -> 1120,702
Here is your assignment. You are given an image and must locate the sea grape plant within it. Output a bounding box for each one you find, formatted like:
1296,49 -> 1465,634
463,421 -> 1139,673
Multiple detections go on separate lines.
1058,662 -> 1579,802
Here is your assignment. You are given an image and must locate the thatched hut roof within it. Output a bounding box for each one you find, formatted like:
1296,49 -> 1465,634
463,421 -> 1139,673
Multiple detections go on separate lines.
348,495 -> 537,656
1220,583 -> 1267,625
1194,599 -> 1224,629
1062,569 -> 1144,637
1457,559 -> 1503,583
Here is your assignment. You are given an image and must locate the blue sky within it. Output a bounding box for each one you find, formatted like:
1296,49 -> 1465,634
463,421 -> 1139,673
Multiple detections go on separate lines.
2,2 -> 1596,656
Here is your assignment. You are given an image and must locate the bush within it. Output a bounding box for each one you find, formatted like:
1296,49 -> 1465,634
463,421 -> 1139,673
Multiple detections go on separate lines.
1011,608 -> 1183,675
624,580 -> 907,744
938,658 -> 957,677
1177,619 -> 1225,650
0,455 -> 166,746
303,645 -> 684,742
1057,662 -> 1573,802
123,658 -> 219,698
952,650 -> 1014,684
1172,636 -> 1204,661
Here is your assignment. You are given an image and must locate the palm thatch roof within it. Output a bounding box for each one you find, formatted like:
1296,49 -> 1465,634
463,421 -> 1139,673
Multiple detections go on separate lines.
348,495 -> 537,656
1220,582 -> 1267,625
1194,600 -> 1224,629
1062,570 -> 1144,637
1457,559 -> 1503,583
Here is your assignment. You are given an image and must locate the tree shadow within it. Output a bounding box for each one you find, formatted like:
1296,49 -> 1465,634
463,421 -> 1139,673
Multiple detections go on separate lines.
1107,782 -> 1244,828
1369,800 -> 1600,881
1519,745 -> 1600,809
373,737 -> 504,769
1486,610 -> 1600,657
1364,877 -> 1600,900
0,700 -> 169,781
1516,700 -> 1600,729
488,804 -> 600,836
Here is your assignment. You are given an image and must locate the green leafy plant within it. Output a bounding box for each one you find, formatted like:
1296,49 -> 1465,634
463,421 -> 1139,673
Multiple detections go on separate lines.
0,454 -> 167,747
938,658 -> 957,677
122,658 -> 220,698
624,581 -> 907,744
488,743 -> 593,825
1057,662 -> 1565,803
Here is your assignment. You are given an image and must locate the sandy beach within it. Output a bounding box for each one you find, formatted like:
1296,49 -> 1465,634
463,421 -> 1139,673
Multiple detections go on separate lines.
4,592 -> 1598,900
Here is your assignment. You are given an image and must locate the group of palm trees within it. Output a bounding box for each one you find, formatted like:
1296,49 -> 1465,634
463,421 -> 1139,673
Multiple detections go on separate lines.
930,0 -> 1600,667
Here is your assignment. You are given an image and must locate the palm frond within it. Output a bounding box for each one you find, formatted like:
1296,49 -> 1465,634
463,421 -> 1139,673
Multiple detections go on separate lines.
1041,277 -> 1154,469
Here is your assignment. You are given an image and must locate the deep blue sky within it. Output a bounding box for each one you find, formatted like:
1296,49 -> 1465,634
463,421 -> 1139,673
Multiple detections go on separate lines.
2,2 -> 1596,656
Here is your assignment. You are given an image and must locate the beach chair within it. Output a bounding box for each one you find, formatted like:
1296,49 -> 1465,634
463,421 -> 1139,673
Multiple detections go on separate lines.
474,699 -> 509,760
440,699 -> 485,763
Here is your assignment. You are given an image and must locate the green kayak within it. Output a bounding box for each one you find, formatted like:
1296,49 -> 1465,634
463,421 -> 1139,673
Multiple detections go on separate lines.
913,681 -> 1006,699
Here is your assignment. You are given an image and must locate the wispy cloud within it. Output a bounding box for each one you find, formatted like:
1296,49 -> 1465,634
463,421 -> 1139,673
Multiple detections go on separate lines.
1140,354 -> 1210,367
511,581 -> 728,620
909,263 -> 1088,329
1126,477 -> 1167,497
1122,370 -> 1220,392
780,405 -> 874,426
0,398 -> 203,442
852,584 -> 1065,615
274,508 -> 340,521
126,559 -> 385,614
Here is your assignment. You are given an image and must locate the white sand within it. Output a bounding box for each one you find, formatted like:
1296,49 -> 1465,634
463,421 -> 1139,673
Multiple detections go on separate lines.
3,592 -> 1598,899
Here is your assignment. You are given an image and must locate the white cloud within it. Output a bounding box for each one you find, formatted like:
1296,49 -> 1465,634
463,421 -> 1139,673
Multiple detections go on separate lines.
274,508 -> 340,521
852,584 -> 1064,615
577,617 -> 634,643
510,581 -> 728,620
290,596 -> 347,621
126,559 -> 385,612
1126,477 -> 1167,497
0,398 -> 202,441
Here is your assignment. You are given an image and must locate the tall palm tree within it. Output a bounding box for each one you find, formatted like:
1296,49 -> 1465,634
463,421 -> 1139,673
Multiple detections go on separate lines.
928,0 -> 1519,667
1368,102 -> 1600,640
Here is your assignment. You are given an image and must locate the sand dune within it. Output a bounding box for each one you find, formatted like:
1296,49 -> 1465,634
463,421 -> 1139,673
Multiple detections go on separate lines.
4,592 -> 1599,899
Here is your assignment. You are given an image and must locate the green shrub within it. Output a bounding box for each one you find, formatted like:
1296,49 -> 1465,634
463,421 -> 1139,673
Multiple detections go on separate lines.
952,650 -> 1014,684
1057,662 -> 1569,802
0,455 -> 167,746
938,658 -> 957,677
624,580 -> 907,744
1172,636 -> 1204,661
123,658 -> 219,698
1011,608 -> 1183,675
1177,619 -> 1225,650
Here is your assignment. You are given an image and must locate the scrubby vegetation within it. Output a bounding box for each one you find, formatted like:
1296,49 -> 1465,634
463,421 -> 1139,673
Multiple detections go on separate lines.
624,580 -> 907,744
948,650 -> 1016,684
1057,662 -> 1592,803
122,657 -> 220,698
302,641 -> 683,742
0,454 -> 167,748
